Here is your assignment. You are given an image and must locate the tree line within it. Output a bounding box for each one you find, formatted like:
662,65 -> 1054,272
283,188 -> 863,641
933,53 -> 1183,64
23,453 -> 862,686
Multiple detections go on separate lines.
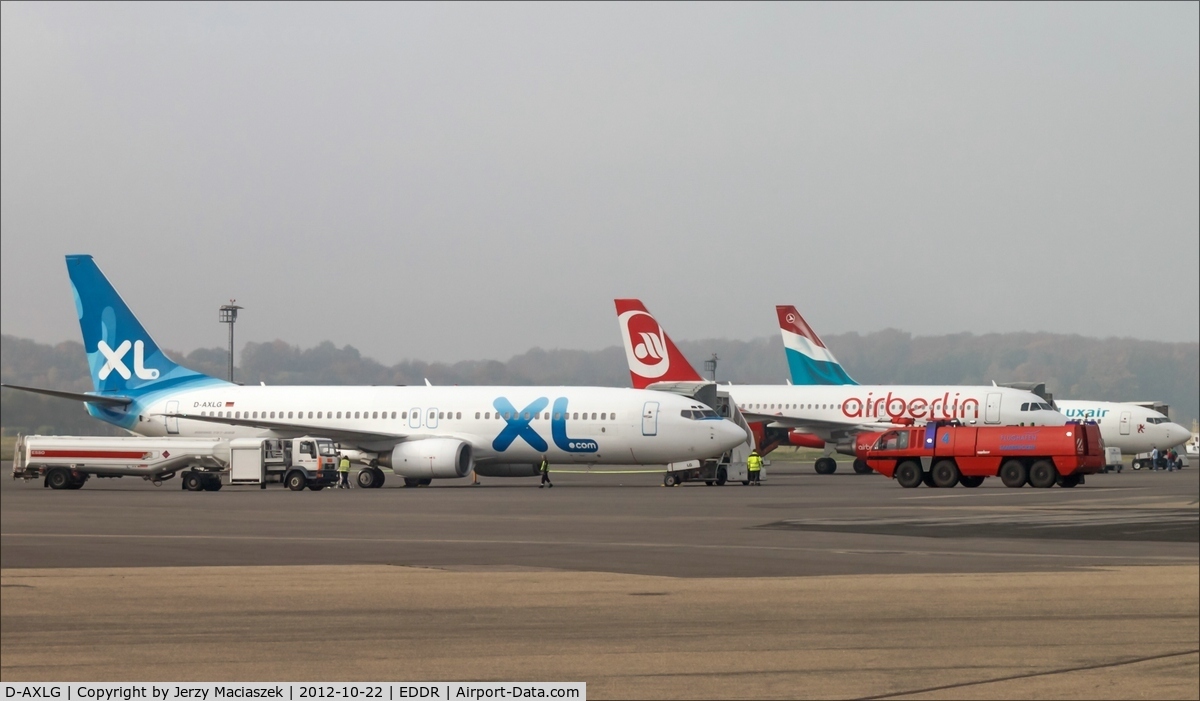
2,331 -> 1196,436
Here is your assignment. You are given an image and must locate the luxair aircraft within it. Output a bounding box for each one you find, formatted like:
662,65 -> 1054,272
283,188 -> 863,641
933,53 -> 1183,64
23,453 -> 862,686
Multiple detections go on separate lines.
775,305 -> 1192,458
3,256 -> 746,488
615,299 -> 1066,475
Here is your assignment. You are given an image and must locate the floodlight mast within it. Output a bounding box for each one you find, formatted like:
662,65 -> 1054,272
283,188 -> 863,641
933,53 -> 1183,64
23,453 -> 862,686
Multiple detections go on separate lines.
218,301 -> 243,383
704,354 -> 719,383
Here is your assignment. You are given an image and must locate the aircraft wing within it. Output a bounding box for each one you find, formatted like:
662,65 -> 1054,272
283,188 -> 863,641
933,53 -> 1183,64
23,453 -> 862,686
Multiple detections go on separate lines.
1,383 -> 133,407
741,410 -> 899,442
163,412 -> 411,446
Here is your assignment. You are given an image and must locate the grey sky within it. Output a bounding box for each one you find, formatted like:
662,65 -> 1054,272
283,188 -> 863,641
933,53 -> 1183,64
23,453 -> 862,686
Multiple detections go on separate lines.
3,2 -> 1197,364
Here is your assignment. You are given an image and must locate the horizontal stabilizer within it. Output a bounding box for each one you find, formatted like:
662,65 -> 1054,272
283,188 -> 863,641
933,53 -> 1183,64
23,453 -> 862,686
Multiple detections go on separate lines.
1,383 -> 133,407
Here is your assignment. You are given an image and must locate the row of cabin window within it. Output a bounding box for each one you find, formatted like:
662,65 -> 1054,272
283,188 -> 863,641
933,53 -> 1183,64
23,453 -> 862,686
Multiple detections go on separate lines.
743,403 -> 845,411
743,402 -> 974,412
477,411 -> 614,421
197,409 -> 616,421
199,410 -> 461,420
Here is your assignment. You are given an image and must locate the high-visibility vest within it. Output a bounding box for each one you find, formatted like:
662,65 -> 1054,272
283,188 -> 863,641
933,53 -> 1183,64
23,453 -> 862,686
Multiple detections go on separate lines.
540,460 -> 550,473
338,458 -> 351,472
747,455 -> 762,472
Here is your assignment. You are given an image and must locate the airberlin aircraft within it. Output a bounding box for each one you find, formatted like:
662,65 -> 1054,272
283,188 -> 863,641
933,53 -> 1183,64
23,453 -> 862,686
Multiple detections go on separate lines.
2,256 -> 746,488
777,305 -> 1192,459
615,299 -> 1066,475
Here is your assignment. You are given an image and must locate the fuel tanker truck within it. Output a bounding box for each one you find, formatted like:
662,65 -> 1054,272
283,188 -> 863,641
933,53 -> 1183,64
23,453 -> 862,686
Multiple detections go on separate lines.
856,420 -> 1105,488
11,434 -> 340,491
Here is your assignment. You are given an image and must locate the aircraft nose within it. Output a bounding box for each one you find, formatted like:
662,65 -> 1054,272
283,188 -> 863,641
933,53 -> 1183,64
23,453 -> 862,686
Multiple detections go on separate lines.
714,419 -> 749,451
1166,422 -> 1190,447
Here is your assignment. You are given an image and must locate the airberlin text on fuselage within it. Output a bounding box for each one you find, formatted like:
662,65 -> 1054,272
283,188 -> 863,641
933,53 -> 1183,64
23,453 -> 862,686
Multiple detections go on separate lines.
841,392 -> 981,420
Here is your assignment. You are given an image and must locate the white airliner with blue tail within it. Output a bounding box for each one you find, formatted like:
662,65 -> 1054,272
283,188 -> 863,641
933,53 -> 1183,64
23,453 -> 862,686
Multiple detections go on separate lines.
776,304 -> 1191,457
3,256 -> 747,488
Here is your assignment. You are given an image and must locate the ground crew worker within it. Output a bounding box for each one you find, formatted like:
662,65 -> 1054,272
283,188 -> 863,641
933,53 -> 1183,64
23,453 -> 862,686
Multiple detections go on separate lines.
747,449 -> 763,485
337,453 -> 351,489
539,455 -> 553,488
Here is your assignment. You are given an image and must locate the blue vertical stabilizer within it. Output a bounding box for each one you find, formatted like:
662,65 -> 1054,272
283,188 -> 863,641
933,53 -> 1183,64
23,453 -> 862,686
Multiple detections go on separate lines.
66,255 -> 227,400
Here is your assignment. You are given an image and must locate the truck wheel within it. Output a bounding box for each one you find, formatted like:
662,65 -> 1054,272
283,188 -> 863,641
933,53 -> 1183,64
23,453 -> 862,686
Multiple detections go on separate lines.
1131,460 -> 1143,471
308,485 -> 325,491
46,469 -> 72,490
853,459 -> 873,475
1029,460 -> 1057,488
1000,460 -> 1028,488
922,471 -> 936,488
895,461 -> 923,488
959,475 -> 985,488
286,472 -> 307,491
814,457 -> 837,475
183,472 -> 205,492
931,460 -> 960,488
716,468 -> 727,486
1060,474 -> 1081,488
357,469 -> 379,489
705,480 -> 714,486
203,478 -> 222,492
663,473 -> 677,487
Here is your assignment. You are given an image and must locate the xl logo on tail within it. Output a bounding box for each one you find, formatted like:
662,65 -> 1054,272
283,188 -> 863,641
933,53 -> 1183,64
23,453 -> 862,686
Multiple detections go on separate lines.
98,340 -> 159,381
618,310 -> 670,380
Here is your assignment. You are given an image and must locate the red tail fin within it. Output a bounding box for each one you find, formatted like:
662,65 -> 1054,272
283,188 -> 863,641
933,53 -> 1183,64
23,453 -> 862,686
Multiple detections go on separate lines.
614,299 -> 702,389
775,305 -> 829,348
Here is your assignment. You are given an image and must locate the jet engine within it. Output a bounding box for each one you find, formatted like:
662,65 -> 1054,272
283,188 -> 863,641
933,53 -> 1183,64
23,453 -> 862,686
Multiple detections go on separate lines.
473,462 -> 540,478
378,439 -> 473,479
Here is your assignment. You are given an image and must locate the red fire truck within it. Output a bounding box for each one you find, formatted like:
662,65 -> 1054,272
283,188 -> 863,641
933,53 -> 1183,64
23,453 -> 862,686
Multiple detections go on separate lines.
856,420 -> 1104,488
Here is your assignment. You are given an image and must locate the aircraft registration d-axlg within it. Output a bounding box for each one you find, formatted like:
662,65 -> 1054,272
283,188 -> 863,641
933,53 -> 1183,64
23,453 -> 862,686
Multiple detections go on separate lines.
2,256 -> 747,487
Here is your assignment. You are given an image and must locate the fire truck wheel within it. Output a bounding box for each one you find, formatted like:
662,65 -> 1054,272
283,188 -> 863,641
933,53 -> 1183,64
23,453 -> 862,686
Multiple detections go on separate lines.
895,461 -> 923,488
853,459 -> 873,475
716,468 -> 728,486
1060,474 -> 1081,488
46,469 -> 72,490
959,475 -> 985,488
183,472 -> 206,492
922,471 -> 935,488
286,471 -> 307,491
931,460 -> 961,488
1029,460 -> 1058,488
1000,460 -> 1028,488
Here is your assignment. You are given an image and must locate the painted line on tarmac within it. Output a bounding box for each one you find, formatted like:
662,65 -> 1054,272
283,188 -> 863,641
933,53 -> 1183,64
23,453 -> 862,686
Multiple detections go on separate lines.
857,648 -> 1200,700
1,532 -> 1195,562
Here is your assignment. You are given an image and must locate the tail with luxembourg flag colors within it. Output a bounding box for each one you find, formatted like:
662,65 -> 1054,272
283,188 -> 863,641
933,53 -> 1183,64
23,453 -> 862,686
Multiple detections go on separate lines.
66,254 -> 227,397
614,299 -> 703,389
776,305 -> 858,386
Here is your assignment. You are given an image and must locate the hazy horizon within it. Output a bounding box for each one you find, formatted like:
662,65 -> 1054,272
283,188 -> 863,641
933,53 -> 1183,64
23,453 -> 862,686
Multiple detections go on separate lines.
4,3 -> 1197,363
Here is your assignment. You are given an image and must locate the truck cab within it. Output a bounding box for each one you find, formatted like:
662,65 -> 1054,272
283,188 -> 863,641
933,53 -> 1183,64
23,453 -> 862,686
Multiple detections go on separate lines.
255,436 -> 340,490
